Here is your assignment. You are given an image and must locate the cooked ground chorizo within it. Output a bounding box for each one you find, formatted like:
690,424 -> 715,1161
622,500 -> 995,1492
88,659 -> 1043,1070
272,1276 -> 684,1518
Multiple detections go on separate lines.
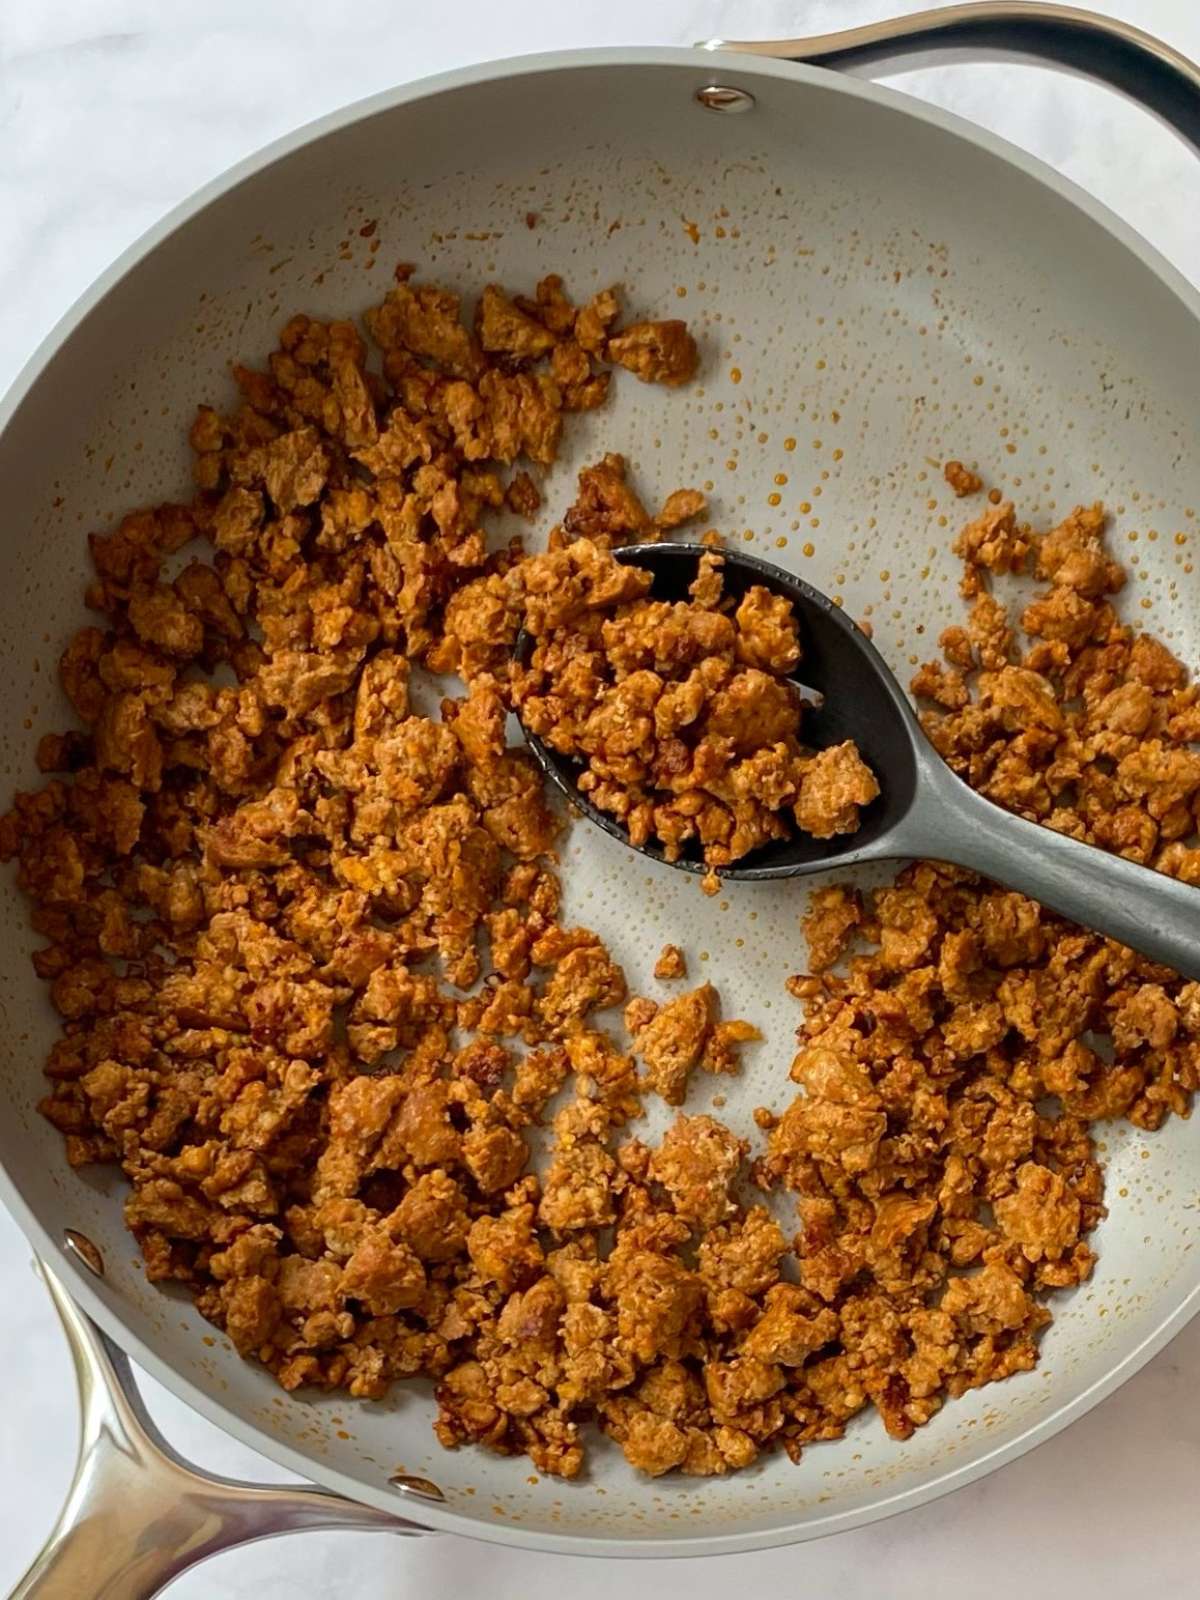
4,262 -> 1196,1485
514,544 -> 878,872
653,943 -> 687,980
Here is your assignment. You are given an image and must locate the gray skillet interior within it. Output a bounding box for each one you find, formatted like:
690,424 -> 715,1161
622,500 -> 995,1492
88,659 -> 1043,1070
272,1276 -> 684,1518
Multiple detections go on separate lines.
0,50 -> 1196,1554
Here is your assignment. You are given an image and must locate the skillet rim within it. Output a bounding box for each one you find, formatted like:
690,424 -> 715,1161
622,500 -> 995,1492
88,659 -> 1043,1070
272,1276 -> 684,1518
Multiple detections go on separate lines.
0,43 -> 1197,1556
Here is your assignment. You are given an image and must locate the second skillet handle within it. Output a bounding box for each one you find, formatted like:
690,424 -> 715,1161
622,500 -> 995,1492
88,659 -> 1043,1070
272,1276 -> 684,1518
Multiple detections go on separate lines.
895,755 -> 1200,981
10,1263 -> 427,1600
701,2 -> 1200,153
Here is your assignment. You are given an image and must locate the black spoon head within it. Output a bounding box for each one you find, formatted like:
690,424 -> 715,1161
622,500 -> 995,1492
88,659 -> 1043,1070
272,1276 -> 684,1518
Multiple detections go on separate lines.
515,541 -> 924,880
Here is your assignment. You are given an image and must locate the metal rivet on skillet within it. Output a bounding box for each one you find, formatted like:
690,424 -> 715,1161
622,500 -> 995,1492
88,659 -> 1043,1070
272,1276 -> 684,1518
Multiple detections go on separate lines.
387,1473 -> 446,1503
695,84 -> 756,114
63,1228 -> 105,1277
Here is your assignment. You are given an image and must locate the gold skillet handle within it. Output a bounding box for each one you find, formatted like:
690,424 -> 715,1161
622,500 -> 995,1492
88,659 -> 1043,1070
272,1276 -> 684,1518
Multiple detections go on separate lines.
701,2 -> 1200,153
9,1264 -> 426,1600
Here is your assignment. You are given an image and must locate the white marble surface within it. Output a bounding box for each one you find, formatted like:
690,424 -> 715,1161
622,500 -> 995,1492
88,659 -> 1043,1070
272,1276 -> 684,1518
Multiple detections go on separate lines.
1,2 -> 1199,1595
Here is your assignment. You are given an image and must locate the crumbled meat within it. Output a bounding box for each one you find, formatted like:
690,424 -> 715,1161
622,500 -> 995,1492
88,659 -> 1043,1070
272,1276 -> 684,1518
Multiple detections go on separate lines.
627,983 -> 757,1105
647,1114 -> 744,1228
795,743 -> 881,839
653,943 -> 687,980
802,885 -> 863,972
515,543 -> 876,866
607,321 -> 698,387
7,265 -> 1196,1486
943,460 -> 983,498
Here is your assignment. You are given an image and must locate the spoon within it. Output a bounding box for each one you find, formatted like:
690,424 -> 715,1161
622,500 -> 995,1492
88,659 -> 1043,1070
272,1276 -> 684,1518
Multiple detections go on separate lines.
516,540 -> 1200,981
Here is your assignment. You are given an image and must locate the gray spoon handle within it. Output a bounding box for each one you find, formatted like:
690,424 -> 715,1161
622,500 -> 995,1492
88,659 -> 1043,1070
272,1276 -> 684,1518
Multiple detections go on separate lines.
893,753 -> 1200,980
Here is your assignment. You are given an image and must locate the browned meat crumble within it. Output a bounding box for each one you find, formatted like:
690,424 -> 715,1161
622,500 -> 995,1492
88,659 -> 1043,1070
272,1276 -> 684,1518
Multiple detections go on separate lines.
4,265 -> 1198,1483
514,543 -> 878,875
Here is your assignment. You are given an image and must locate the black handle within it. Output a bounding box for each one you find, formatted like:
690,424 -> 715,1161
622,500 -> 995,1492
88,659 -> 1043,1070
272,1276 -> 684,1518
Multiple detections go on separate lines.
704,3 -> 1200,153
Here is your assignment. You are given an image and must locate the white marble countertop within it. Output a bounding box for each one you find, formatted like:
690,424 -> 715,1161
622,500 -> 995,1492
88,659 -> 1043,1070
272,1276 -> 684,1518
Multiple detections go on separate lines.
1,2 -> 1199,1595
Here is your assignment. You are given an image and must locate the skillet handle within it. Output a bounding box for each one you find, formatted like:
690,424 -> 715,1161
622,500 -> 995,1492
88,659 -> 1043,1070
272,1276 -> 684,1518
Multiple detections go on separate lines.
701,2 -> 1200,153
9,1263 -> 427,1600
